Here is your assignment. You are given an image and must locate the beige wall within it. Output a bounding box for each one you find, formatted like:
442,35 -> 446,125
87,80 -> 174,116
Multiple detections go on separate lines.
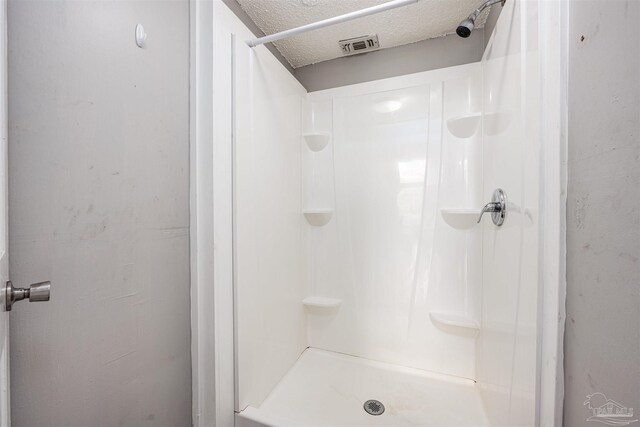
7,1 -> 191,425
564,1 -> 640,426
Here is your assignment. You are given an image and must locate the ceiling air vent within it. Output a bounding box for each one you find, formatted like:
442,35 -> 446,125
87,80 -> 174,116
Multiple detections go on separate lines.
339,35 -> 380,56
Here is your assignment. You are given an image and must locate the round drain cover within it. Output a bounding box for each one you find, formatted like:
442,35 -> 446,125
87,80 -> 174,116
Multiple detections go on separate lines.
363,399 -> 385,416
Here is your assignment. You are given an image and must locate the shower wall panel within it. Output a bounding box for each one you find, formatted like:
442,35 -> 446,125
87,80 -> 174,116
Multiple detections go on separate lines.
305,64 -> 483,380
476,0 -> 540,425
228,8 -> 309,410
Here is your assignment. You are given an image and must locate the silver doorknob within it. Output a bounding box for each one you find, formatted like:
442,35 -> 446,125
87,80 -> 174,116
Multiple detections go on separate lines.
4,281 -> 51,311
477,188 -> 507,226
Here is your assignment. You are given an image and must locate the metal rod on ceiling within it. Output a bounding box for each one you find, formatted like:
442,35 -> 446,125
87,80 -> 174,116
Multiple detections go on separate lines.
246,0 -> 421,48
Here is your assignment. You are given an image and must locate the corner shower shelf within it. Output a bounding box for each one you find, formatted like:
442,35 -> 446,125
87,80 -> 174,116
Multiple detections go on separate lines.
429,311 -> 480,331
303,209 -> 333,226
303,133 -> 330,152
446,113 -> 481,138
440,208 -> 480,229
303,297 -> 342,312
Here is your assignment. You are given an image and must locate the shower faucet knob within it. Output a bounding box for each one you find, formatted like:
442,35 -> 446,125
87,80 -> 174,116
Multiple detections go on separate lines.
477,188 -> 507,226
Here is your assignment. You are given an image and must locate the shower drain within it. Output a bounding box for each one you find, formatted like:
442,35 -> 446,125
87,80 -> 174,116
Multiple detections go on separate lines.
363,400 -> 385,416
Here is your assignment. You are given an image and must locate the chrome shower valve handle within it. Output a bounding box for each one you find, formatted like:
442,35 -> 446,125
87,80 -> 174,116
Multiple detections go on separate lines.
477,188 -> 507,226
477,202 -> 502,222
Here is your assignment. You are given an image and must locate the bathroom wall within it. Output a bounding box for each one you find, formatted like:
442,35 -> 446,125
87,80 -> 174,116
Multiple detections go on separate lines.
7,1 -> 191,425
225,5 -> 309,411
483,3 -> 502,49
305,63 -> 483,381
564,1 -> 640,426
295,32 -> 484,92
476,0 -> 539,425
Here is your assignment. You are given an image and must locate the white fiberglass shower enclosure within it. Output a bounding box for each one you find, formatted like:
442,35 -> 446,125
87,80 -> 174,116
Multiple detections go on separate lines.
190,1 -> 566,426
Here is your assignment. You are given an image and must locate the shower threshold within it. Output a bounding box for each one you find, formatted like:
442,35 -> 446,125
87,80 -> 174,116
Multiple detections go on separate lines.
236,348 -> 489,427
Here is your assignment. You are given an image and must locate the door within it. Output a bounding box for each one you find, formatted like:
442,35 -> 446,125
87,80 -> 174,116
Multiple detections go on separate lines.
0,0 -> 9,423
0,2 -> 52,423
6,1 -> 190,425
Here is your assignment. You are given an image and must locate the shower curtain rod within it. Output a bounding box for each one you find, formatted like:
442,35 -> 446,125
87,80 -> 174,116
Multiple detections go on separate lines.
246,0 -> 421,48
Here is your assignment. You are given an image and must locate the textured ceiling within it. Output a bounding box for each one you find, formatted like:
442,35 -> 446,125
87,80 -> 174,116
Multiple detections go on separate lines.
236,0 -> 490,68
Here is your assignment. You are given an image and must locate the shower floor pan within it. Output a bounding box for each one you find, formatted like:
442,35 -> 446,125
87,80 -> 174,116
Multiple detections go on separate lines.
236,348 -> 489,427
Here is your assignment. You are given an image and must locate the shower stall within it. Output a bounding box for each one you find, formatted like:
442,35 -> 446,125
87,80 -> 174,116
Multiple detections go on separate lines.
190,0 -> 566,426
238,63 -> 487,426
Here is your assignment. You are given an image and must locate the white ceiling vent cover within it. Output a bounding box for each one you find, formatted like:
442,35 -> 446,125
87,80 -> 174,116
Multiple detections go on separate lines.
339,35 -> 380,56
